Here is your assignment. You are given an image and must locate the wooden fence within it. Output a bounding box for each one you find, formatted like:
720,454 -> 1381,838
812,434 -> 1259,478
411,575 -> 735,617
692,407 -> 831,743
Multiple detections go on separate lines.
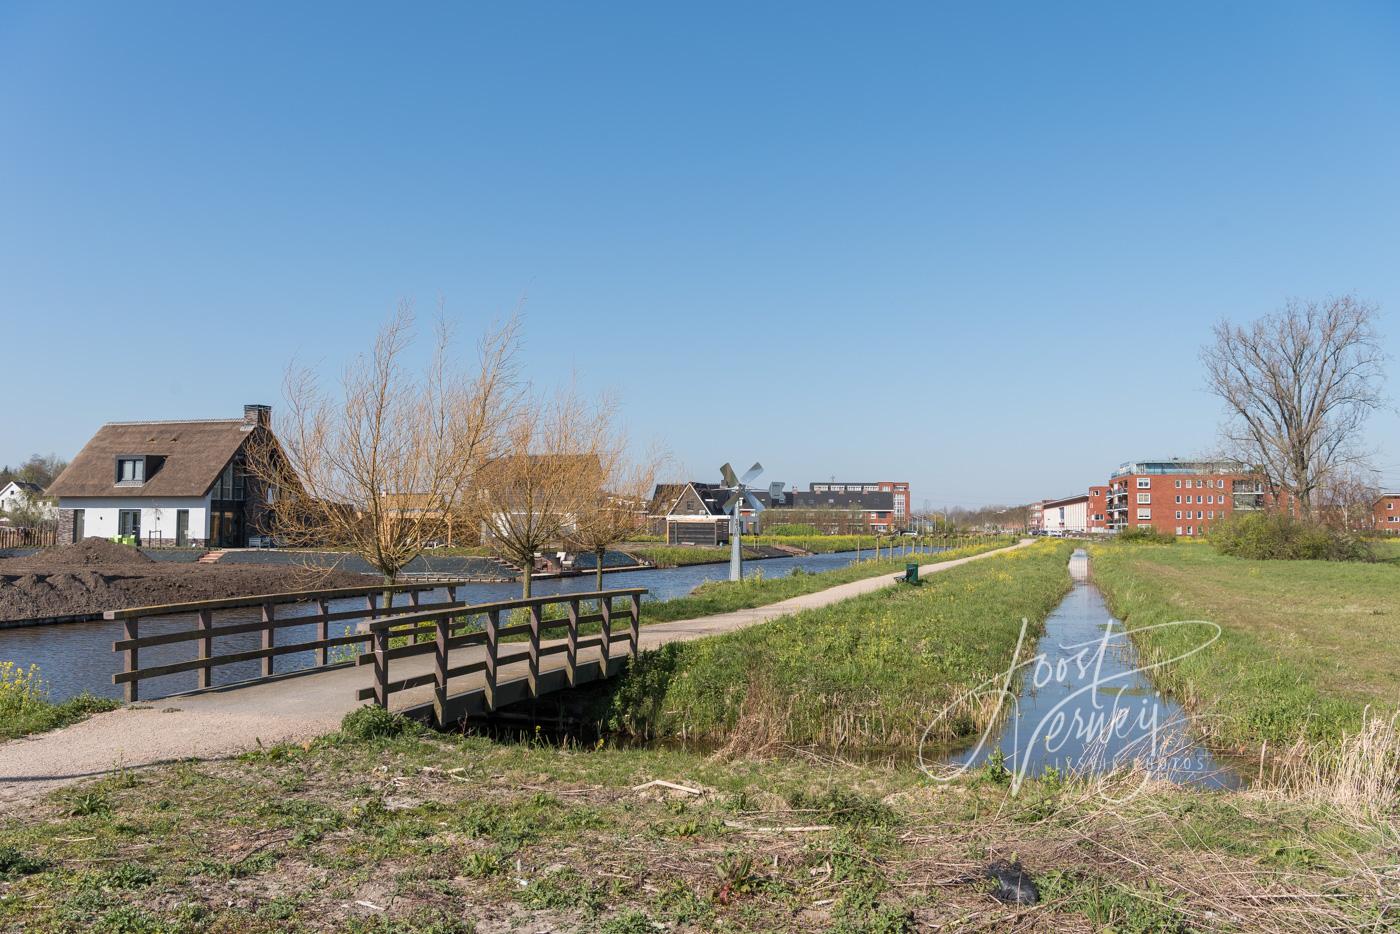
106,580 -> 474,702
0,526 -> 56,549
359,587 -> 647,727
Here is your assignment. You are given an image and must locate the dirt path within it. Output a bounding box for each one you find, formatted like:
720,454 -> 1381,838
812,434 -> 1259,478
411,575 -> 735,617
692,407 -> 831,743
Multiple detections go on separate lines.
0,541 -> 1031,809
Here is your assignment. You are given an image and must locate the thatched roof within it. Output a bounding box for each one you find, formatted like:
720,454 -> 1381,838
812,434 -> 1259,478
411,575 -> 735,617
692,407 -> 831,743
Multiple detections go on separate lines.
48,419 -> 260,499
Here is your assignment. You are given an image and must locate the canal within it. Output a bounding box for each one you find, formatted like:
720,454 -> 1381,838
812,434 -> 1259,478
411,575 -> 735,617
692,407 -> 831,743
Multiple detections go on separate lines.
938,548 -> 1242,788
1,548 -> 906,702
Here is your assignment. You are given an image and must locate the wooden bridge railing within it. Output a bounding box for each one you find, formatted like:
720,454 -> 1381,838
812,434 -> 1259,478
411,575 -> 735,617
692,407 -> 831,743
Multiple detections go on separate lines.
358,587 -> 647,727
106,580 -> 474,702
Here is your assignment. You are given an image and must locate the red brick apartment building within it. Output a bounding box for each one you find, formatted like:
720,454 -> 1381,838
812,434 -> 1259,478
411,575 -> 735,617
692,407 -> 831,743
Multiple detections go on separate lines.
1376,492 -> 1400,533
1105,459 -> 1276,537
1088,486 -> 1107,532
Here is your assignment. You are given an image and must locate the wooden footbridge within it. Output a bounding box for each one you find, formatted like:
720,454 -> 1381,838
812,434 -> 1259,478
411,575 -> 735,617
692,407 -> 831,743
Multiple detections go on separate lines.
106,582 -> 649,727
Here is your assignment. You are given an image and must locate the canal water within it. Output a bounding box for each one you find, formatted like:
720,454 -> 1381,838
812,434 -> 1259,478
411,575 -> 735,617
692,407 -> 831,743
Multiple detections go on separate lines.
1,548 -> 911,702
939,549 -> 1241,788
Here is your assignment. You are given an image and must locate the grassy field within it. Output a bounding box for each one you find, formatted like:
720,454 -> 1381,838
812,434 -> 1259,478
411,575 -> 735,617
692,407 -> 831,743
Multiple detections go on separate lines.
604,541 -> 1073,751
0,718 -> 1390,933
637,538 -> 1018,625
621,544 -> 760,567
1089,541 -> 1400,750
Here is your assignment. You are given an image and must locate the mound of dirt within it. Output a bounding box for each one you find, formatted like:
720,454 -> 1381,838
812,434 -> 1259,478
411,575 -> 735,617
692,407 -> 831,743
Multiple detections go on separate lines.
35,538 -> 155,568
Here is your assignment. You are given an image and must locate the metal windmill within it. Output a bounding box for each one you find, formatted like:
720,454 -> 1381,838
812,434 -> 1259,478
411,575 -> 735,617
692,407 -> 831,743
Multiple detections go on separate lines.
719,462 -> 764,581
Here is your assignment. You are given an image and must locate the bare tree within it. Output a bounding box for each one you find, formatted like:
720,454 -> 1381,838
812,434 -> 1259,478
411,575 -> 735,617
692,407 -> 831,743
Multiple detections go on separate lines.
248,303 -> 518,582
473,386 -> 611,597
570,440 -> 667,591
1201,296 -> 1387,519
1314,465 -> 1381,533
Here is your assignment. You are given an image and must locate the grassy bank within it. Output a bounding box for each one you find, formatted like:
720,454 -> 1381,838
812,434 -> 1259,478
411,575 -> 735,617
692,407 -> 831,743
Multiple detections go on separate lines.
1089,541 -> 1400,750
0,662 -> 118,742
621,544 -> 761,567
637,537 -> 1019,625
0,720 -> 1389,933
606,541 -> 1073,751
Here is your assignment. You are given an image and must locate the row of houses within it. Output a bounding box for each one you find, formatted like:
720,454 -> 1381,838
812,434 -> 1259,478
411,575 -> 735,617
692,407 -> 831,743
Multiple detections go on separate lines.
1030,458 -> 1400,536
647,479 -> 912,545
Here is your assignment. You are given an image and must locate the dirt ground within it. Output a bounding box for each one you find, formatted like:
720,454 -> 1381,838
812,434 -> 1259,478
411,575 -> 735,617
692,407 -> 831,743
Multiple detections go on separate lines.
0,539 -> 371,621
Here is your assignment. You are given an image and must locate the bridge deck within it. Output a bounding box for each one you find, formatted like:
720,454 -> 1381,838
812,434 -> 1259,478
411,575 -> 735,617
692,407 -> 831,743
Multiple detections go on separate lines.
0,541 -> 1029,809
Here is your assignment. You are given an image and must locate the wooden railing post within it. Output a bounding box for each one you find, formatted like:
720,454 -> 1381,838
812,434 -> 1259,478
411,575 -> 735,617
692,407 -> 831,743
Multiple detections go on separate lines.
527,603 -> 542,697
410,587 -> 422,643
362,592 -> 379,662
372,625 -> 389,708
629,593 -> 641,658
197,609 -> 213,689
433,612 -> 449,728
123,616 -> 139,703
600,596 -> 612,671
566,598 -> 580,686
316,598 -> 330,667
261,600 -> 276,678
484,609 -> 499,709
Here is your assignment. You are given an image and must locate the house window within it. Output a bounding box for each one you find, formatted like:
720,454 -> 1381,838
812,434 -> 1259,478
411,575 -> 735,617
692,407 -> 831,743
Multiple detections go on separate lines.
116,457 -> 144,484
1175,495 -> 1181,504
118,509 -> 140,539
1175,480 -> 1182,488
1175,511 -> 1182,519
1137,493 -> 1151,504
1137,508 -> 1151,520
1136,478 -> 1151,489
1175,526 -> 1183,535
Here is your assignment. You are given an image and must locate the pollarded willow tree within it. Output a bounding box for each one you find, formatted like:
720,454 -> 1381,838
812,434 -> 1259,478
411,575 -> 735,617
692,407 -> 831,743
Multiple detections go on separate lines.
247,303 -> 519,582
473,385 -> 614,597
1201,296 -> 1387,519
569,441 -> 667,591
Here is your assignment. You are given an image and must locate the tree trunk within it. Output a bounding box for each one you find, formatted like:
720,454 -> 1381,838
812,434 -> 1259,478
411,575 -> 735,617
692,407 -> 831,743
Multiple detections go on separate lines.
595,547 -> 605,591
521,556 -> 533,598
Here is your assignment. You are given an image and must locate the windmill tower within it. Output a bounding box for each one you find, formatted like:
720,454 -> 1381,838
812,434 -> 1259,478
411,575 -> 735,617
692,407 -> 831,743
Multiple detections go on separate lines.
719,462 -> 764,581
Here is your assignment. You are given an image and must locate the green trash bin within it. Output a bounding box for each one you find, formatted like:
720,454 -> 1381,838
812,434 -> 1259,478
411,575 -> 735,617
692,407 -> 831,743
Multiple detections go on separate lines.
905,563 -> 919,583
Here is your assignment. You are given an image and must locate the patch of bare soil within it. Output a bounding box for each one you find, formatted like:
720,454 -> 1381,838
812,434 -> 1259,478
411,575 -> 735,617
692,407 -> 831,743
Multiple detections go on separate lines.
0,541 -> 371,620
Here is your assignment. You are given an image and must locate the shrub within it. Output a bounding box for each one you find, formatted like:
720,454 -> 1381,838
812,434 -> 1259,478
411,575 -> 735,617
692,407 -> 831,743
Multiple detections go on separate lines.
763,523 -> 821,536
1210,512 -> 1373,562
1116,527 -> 1176,544
340,706 -> 421,741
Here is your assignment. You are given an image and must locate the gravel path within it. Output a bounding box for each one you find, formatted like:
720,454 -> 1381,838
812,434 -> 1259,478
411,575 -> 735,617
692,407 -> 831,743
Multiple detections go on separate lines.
0,541 -> 1030,810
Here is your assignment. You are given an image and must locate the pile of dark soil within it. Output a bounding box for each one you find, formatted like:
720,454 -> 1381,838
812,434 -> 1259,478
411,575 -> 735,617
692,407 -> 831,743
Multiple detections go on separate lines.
0,548 -> 371,621
36,538 -> 155,568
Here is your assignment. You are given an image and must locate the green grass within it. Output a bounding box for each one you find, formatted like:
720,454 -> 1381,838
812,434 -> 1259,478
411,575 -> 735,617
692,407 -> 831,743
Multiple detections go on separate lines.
0,662 -> 120,741
604,541 -> 1073,749
638,537 -> 1018,625
0,720 -> 1389,932
0,694 -> 120,742
1089,540 -> 1400,750
623,544 -> 762,567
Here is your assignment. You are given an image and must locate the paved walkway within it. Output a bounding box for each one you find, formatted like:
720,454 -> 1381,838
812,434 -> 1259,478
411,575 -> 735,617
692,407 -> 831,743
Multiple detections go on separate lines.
0,541 -> 1030,809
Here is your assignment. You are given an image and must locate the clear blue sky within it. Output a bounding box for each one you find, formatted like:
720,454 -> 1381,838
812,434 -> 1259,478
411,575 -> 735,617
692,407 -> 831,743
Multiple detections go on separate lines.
4,2 -> 1399,506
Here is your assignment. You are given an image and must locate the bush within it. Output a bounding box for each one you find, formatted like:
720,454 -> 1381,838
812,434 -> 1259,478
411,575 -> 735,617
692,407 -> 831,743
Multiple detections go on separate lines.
762,523 -> 821,536
1116,527 -> 1176,544
340,706 -> 421,741
1210,513 -> 1373,561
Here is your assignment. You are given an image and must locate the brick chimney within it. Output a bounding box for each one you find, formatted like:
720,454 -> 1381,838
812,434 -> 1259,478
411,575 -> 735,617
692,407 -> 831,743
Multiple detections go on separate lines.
243,404 -> 271,429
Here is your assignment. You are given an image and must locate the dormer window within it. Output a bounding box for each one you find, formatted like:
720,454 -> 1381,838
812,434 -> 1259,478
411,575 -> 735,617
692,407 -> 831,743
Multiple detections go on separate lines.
116,456 -> 145,484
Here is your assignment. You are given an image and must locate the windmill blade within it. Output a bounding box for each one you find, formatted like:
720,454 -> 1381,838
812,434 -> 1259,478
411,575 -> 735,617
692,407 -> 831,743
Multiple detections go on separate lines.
744,491 -> 765,513
740,462 -> 764,485
720,463 -> 739,489
723,491 -> 743,513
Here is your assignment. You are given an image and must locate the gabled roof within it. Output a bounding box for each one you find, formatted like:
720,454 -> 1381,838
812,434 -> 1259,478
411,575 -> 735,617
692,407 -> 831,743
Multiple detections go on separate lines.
1,480 -> 43,495
48,419 -> 258,499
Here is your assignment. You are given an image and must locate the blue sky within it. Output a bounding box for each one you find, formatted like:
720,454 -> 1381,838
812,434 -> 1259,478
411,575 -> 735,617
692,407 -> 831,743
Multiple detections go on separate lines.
3,2 -> 1399,506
